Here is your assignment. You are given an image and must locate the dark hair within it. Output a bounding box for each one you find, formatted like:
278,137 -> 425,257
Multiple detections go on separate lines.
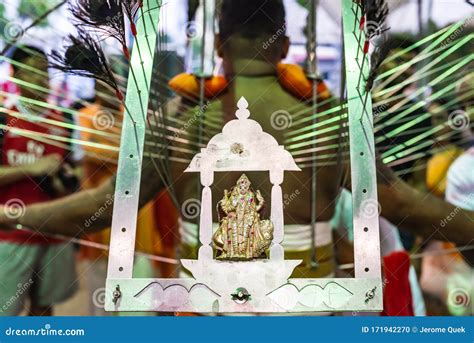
218,0 -> 286,41
10,45 -> 48,72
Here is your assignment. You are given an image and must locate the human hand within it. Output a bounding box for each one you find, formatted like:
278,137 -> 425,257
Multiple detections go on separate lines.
26,154 -> 62,177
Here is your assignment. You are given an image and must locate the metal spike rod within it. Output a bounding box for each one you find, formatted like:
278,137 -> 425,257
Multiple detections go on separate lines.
307,0 -> 320,269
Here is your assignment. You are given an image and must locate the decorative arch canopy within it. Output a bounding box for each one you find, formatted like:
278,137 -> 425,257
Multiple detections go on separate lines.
186,97 -> 301,173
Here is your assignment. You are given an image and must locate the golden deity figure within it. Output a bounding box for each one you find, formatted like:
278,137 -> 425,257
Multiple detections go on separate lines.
213,174 -> 274,260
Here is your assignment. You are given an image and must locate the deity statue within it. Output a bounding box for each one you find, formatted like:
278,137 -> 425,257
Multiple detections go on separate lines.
213,174 -> 274,260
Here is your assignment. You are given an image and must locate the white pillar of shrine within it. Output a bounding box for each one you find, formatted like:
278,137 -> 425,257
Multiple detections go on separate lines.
270,169 -> 284,260
199,169 -> 214,260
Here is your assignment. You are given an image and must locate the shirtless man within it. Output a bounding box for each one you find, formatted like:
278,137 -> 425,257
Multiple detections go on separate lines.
0,0 -> 472,268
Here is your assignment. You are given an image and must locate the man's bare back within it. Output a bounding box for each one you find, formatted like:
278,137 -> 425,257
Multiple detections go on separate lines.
170,71 -> 342,225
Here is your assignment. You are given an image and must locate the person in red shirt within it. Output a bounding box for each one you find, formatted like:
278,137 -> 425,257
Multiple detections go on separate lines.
0,46 -> 78,316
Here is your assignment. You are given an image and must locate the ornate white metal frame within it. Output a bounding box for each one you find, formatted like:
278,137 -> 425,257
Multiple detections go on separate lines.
105,0 -> 383,313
